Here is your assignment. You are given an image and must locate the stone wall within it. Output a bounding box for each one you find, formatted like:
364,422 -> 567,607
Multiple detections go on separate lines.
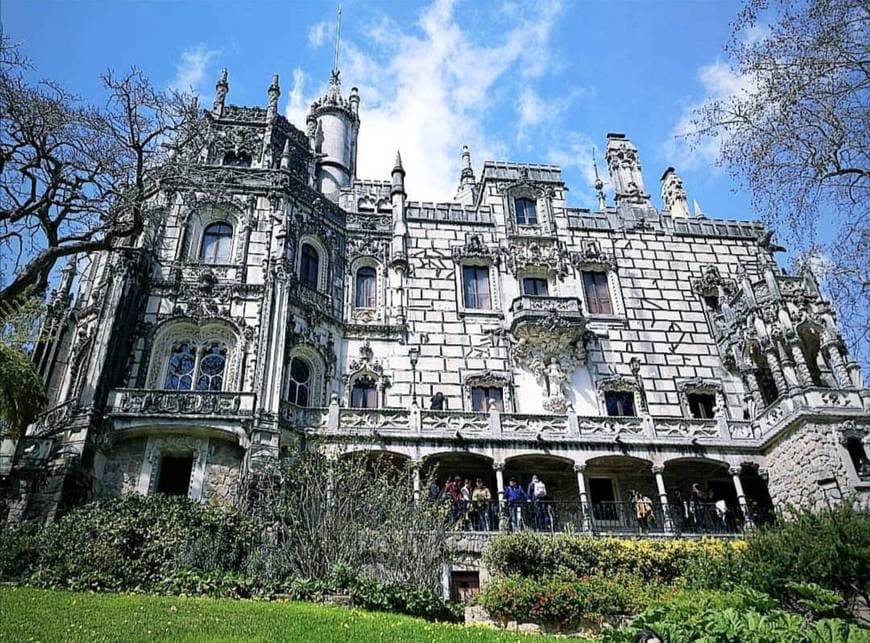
764,420 -> 854,510
96,437 -> 147,497
202,439 -> 243,504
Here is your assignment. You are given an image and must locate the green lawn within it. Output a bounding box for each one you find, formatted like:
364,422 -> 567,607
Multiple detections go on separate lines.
0,587 -> 552,642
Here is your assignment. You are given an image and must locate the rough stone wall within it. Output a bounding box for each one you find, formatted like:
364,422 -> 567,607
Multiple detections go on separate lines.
764,420 -> 855,510
201,439 -> 243,504
96,438 -> 147,497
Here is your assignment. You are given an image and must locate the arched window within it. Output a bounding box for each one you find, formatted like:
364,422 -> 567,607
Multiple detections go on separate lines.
200,222 -> 233,264
286,357 -> 312,407
165,342 -> 196,390
351,376 -> 378,409
300,244 -> 320,290
515,197 -> 538,225
196,342 -> 227,391
355,266 -> 377,308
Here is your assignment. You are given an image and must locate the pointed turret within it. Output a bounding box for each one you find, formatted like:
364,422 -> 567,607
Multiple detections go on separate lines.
280,139 -> 291,169
605,133 -> 650,205
391,150 -> 406,196
307,70 -> 361,199
213,68 -> 229,117
660,167 -> 690,218
454,145 -> 477,205
267,73 -> 280,121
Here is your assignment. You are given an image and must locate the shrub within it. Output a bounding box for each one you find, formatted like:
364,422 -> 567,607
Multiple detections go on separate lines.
479,574 -> 657,631
0,521 -> 41,580
600,588 -> 869,643
483,532 -> 745,584
27,494 -> 255,592
737,504 -> 870,612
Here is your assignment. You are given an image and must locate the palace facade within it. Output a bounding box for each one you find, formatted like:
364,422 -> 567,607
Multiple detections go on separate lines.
2,67 -> 869,539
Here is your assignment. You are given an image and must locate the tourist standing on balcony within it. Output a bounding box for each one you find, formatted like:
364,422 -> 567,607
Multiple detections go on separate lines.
445,476 -> 462,525
631,490 -> 653,533
505,478 -> 527,531
427,477 -> 441,503
527,475 -> 548,530
472,478 -> 492,531
690,483 -> 707,532
461,479 -> 474,529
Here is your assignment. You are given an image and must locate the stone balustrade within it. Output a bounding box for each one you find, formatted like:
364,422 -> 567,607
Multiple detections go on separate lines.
107,389 -> 255,418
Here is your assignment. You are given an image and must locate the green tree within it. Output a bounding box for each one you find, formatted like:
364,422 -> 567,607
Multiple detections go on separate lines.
0,342 -> 46,439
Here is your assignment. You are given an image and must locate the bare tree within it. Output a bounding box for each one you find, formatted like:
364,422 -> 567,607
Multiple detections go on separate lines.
0,37 -> 200,309
248,445 -> 450,593
687,0 -> 869,365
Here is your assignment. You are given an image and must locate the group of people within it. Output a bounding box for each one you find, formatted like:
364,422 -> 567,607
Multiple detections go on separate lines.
428,474 -> 551,532
629,484 -> 744,534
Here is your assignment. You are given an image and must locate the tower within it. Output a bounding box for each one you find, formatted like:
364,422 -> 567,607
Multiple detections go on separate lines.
660,167 -> 690,218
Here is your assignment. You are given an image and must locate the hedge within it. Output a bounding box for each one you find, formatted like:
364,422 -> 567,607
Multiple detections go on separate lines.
483,531 -> 746,583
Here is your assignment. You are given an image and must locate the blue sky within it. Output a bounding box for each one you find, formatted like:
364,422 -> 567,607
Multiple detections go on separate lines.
3,0 -> 754,218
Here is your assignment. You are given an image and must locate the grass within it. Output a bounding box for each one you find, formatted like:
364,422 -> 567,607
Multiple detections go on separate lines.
0,586 -> 555,642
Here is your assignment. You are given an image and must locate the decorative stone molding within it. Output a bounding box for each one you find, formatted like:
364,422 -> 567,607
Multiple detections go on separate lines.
691,265 -> 737,299
462,370 -> 513,412
596,374 -> 640,416
677,377 -> 727,419
570,240 -> 617,271
342,342 -> 390,406
501,238 -> 570,279
451,234 -> 500,265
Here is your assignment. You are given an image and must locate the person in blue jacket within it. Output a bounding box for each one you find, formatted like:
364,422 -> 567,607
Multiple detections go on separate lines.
504,477 -> 527,531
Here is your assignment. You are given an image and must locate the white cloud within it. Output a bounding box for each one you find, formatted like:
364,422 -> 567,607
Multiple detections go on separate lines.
308,21 -> 329,48
169,44 -> 220,95
546,131 -> 607,205
287,0 -> 569,201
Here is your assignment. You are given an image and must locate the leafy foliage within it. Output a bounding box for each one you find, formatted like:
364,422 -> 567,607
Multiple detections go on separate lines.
0,342 -> 46,438
483,531 -> 746,584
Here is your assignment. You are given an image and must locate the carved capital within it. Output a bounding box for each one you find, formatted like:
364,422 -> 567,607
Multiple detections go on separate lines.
573,463 -> 587,474
728,465 -> 742,476
492,461 -> 505,472
651,464 -> 665,475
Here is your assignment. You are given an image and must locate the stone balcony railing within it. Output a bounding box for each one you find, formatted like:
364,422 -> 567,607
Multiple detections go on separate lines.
107,389 -> 255,418
509,296 -> 585,332
754,387 -> 869,442
278,402 -> 761,444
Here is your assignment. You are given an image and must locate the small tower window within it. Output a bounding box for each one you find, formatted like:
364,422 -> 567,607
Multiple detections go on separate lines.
286,357 -> 311,407
604,390 -> 636,417
514,197 -> 538,225
471,386 -> 503,412
351,376 -> 378,409
355,266 -> 377,308
156,455 -> 194,496
300,244 -> 320,290
462,266 -> 491,309
200,222 -> 233,264
688,392 -> 717,419
582,271 -> 613,315
522,277 -> 549,297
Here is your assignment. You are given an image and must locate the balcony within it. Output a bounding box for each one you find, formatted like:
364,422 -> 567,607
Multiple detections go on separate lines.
107,389 -> 255,418
508,296 -> 585,341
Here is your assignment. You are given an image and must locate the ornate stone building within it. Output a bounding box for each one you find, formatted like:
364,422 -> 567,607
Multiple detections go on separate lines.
2,67 -> 869,534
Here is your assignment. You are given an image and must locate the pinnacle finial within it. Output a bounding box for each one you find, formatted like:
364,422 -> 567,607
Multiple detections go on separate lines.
213,68 -> 229,116
394,150 -> 403,171
332,4 -> 343,77
460,145 -> 475,186
280,139 -> 291,169
269,73 -> 280,93
592,147 -> 606,210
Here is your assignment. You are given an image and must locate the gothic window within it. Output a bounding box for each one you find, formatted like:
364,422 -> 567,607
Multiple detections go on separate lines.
199,222 -> 233,264
514,197 -> 538,225
156,455 -> 194,496
582,271 -> 612,315
163,341 -> 227,392
688,392 -> 717,419
351,376 -> 378,409
286,357 -> 311,407
522,277 -> 549,297
300,243 -> 320,290
703,294 -> 721,312
471,386 -> 503,412
462,265 -> 491,309
164,343 -> 196,390
355,266 -> 377,308
604,390 -> 636,417
195,342 -> 227,391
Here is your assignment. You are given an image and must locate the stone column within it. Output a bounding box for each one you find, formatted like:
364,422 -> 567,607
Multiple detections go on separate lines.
823,341 -> 850,389
740,367 -> 765,416
574,463 -> 592,532
763,343 -> 788,398
729,465 -> 753,530
845,360 -> 863,390
789,341 -> 813,387
652,464 -> 674,533
412,460 -> 421,504
777,339 -> 802,394
493,461 -> 506,532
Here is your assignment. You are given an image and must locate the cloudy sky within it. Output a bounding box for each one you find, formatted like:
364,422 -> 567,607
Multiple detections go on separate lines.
4,0 -> 753,217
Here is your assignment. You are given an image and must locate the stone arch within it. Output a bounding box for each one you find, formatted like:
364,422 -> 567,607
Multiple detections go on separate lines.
184,203 -> 243,264
503,453 -> 575,502
347,255 -> 384,323
285,345 -> 327,407
297,234 -> 329,292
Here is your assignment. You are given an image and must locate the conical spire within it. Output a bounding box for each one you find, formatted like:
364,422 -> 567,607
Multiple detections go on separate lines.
280,139 -> 291,169
267,73 -> 280,120
460,145 -> 475,186
391,150 -> 405,196
213,68 -> 229,117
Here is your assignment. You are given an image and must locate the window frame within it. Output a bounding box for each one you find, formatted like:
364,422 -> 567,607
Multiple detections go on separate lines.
350,375 -> 379,409
462,264 -> 493,311
514,197 -> 539,226
162,340 -> 228,392
354,266 -> 378,309
199,222 -> 234,265
604,390 -> 636,417
582,270 -> 614,316
470,385 -> 504,412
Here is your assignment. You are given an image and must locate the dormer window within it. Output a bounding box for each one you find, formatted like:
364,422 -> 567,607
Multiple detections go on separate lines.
522,277 -> 549,297
515,197 -> 538,225
200,222 -> 233,264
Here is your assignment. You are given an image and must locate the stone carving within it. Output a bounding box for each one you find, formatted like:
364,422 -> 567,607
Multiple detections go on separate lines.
451,234 -> 500,264
502,238 -> 570,278
570,240 -> 617,271
339,409 -> 410,432
116,390 -> 252,417
421,410 -> 489,434
691,265 -> 737,298
501,414 -> 568,434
